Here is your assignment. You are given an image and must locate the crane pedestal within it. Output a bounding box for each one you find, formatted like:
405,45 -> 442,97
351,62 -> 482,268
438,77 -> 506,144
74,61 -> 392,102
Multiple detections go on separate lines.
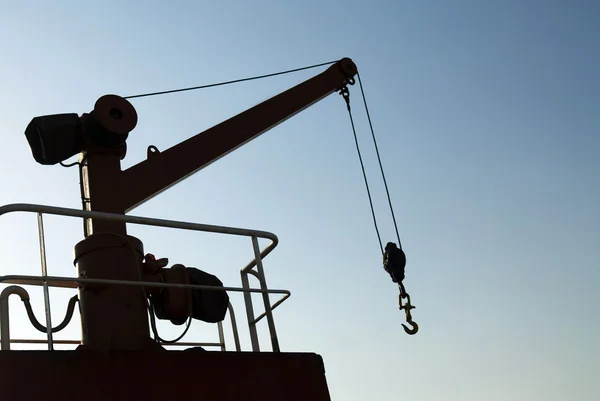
0,350 -> 331,401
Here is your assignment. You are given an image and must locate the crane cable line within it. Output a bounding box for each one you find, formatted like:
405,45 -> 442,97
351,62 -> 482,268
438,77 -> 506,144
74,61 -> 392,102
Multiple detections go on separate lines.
356,72 -> 402,251
339,74 -> 402,255
122,60 -> 337,100
339,86 -> 384,254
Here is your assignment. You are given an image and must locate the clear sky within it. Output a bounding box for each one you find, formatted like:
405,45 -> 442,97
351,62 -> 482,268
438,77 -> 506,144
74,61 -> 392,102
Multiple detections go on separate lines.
0,1 -> 598,400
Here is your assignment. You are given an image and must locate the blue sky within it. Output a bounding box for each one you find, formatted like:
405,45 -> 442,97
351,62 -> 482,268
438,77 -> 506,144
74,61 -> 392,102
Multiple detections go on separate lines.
0,1 -> 599,400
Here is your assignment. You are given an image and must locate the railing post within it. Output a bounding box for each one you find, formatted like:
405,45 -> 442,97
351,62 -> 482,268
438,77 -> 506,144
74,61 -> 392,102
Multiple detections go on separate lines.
36,213 -> 54,350
0,286 -> 33,351
227,303 -> 242,352
0,290 -> 11,350
217,321 -> 226,351
251,236 -> 280,352
241,271 -> 260,351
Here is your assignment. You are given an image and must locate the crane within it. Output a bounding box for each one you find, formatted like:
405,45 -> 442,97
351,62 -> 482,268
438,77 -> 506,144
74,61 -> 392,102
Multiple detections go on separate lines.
1,57 -> 362,400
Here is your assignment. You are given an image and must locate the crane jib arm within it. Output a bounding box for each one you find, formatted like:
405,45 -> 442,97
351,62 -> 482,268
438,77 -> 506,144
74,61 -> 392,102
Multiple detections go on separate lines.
120,58 -> 358,213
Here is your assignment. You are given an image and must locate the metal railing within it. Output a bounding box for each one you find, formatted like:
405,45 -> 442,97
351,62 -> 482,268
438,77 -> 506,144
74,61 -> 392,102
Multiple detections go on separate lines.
0,203 -> 290,352
0,284 -> 242,351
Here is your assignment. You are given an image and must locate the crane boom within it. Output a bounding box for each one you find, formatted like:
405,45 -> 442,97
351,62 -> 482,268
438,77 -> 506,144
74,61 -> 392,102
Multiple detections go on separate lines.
75,58 -> 357,233
121,58 -> 357,213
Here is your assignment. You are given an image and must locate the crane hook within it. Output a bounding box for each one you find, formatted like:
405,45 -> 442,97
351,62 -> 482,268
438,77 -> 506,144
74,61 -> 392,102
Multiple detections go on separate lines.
401,319 -> 419,335
398,284 -> 418,335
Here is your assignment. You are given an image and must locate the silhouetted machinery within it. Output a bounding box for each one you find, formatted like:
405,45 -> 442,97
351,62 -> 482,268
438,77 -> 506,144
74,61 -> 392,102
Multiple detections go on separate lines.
0,58 -> 358,400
